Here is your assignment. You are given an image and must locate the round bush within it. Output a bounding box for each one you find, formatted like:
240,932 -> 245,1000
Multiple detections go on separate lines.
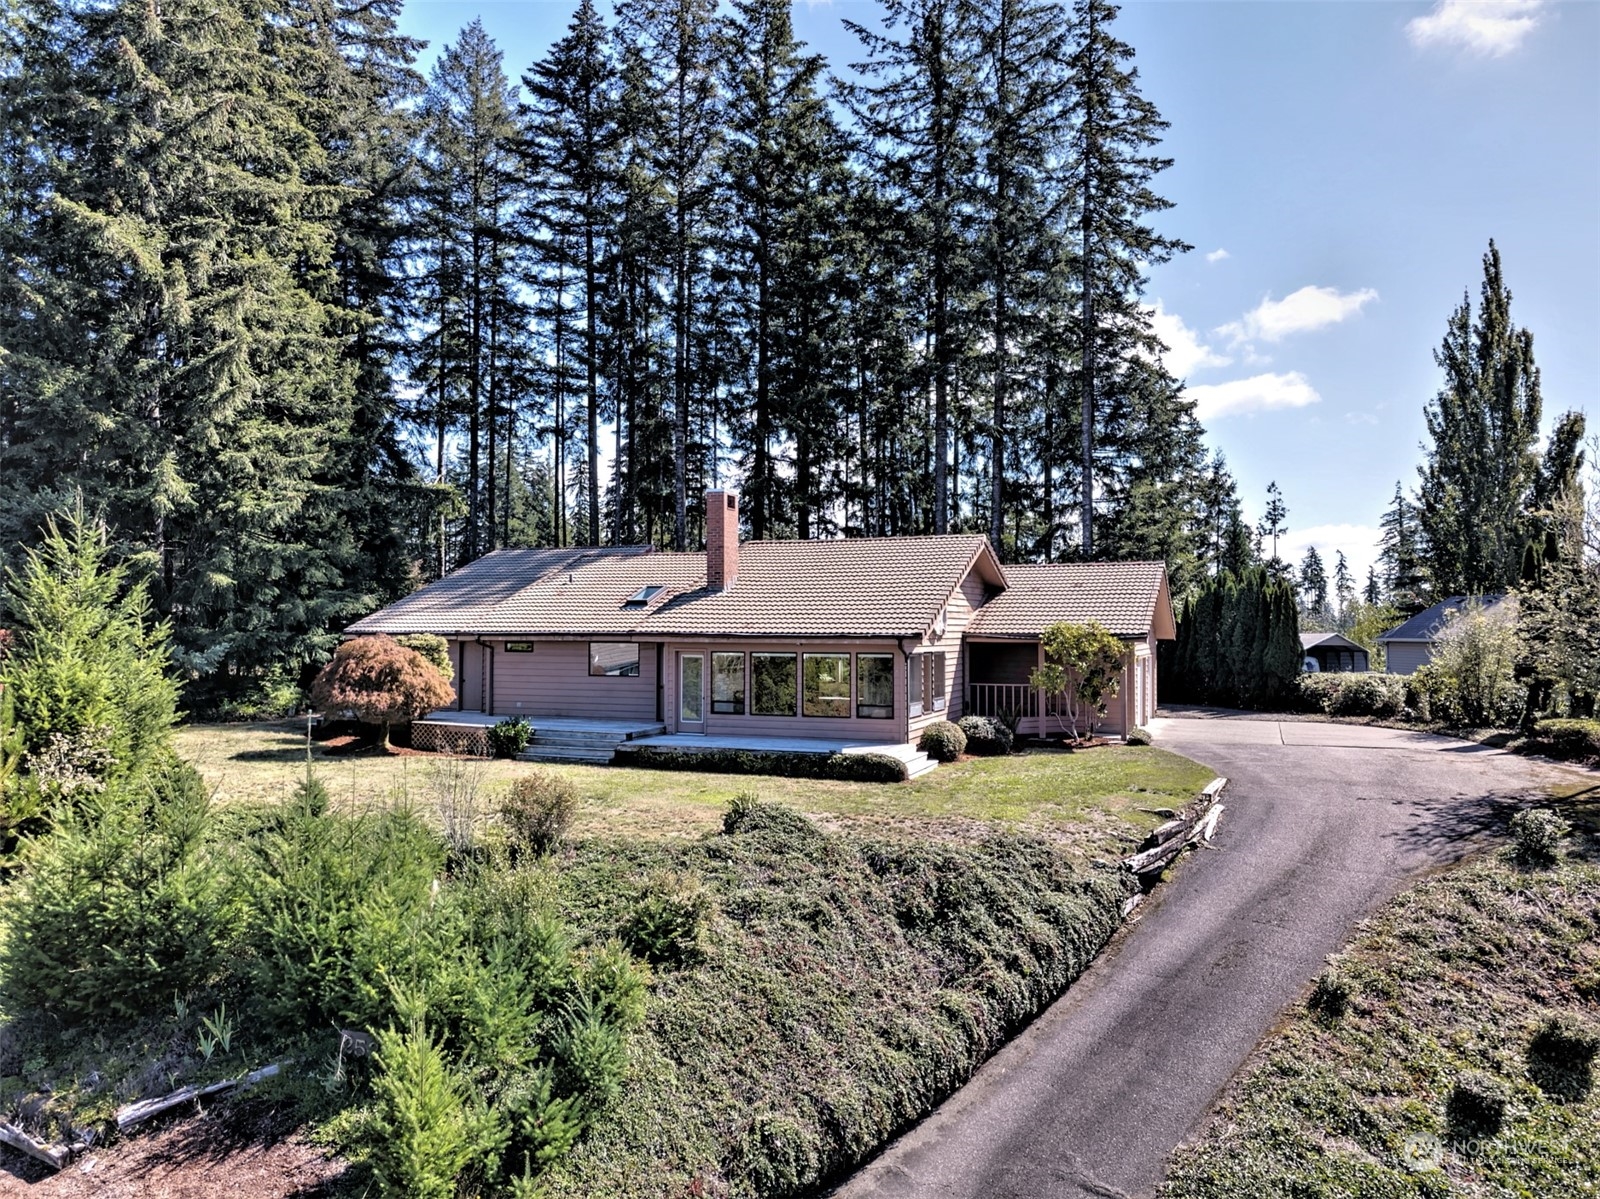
487,717 -> 533,759
502,770 -> 580,857
1124,726 -> 1152,747
1446,1070 -> 1510,1137
1308,964 -> 1353,1020
1510,807 -> 1570,867
957,716 -> 1013,756
1527,1013 -> 1600,1101
918,720 -> 967,763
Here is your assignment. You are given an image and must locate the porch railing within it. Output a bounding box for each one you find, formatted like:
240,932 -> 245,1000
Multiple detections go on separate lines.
966,683 -> 1039,719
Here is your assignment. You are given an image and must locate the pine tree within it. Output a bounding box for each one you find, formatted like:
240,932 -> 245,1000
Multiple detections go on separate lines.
1417,241 -> 1543,595
845,0 -> 982,536
1064,0 -> 1188,555
1257,481 -> 1289,575
522,0 -> 621,548
1332,549 -> 1354,616
1363,565 -> 1382,606
1378,480 -> 1427,610
413,23 -> 527,565
1298,546 -> 1327,615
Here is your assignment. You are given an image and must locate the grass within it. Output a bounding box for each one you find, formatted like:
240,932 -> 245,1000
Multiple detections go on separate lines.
175,721 -> 1214,853
1160,788 -> 1600,1199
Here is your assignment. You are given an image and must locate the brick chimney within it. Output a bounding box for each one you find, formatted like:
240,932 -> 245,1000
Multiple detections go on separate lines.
706,490 -> 740,591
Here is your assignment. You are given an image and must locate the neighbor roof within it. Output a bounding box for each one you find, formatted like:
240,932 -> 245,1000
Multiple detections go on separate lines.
348,535 -> 1004,640
1300,632 -> 1366,651
1377,594 -> 1511,644
965,562 -> 1173,639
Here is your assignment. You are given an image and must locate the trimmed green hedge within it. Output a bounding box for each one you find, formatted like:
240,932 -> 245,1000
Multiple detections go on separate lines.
1521,718 -> 1600,763
627,746 -> 908,783
1295,672 -> 1406,719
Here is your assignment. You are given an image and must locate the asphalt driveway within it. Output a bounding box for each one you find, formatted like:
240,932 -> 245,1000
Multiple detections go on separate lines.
831,716 -> 1582,1199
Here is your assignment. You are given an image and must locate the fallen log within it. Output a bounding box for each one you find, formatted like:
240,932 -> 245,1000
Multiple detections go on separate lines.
114,1063 -> 281,1132
0,1118 -> 69,1170
1123,778 -> 1228,877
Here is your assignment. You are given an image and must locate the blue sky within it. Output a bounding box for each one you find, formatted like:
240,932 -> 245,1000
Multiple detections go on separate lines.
399,0 -> 1599,583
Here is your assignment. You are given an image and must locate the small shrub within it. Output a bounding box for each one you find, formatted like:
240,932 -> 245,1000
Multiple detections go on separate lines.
427,758 -> 487,858
721,799 -> 822,843
0,757 -> 242,1022
958,715 -> 1013,756
1527,1013 -> 1600,1101
1523,718 -> 1600,763
1308,963 -> 1353,1020
722,790 -> 761,834
1446,1070 -> 1511,1137
488,717 -> 534,760
631,748 -> 906,783
396,634 -> 455,682
1124,726 -> 1152,747
369,1012 -> 505,1199
503,771 -> 580,857
1510,807 -> 1570,867
1296,672 -> 1405,719
918,720 -> 966,763
625,871 -> 712,966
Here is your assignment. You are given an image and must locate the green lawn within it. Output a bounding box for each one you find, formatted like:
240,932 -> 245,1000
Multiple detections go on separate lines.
1161,789 -> 1600,1199
175,722 -> 1214,853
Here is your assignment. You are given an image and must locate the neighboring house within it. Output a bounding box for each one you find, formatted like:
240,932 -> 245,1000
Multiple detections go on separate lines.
1300,632 -> 1369,674
347,492 -> 1175,755
1377,595 -> 1512,675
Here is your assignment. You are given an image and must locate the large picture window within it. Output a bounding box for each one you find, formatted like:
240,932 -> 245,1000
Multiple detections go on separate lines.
751,653 -> 798,717
712,652 -> 746,714
856,654 -> 894,719
589,642 -> 640,677
802,653 -> 851,718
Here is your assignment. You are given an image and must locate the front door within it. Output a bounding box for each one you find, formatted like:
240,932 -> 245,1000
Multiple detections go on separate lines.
678,652 -> 705,733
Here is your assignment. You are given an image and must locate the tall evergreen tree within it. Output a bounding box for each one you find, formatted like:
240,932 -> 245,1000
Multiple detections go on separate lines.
1298,546 -> 1327,615
1332,549 -> 1354,616
846,0 -> 982,536
1257,481 -> 1288,570
1417,241 -> 1542,595
1377,480 -> 1427,610
1063,0 -> 1187,554
523,0 -> 622,548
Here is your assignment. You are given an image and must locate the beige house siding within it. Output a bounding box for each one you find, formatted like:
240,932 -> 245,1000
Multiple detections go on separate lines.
1383,641 -> 1433,676
907,570 -> 986,742
488,639 -> 660,722
661,637 -> 909,741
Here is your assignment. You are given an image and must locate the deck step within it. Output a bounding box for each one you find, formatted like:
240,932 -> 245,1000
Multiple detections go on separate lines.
517,745 -> 617,764
903,752 -> 938,779
530,731 -> 637,748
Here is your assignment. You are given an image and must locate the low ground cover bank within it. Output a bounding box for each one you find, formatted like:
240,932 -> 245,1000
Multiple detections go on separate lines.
543,801 -> 1130,1197
1161,808 -> 1599,1199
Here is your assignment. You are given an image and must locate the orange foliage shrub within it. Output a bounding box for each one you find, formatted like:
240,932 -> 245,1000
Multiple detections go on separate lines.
309,636 -> 455,747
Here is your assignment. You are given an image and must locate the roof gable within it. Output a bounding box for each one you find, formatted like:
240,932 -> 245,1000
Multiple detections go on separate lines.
1377,594 -> 1512,643
965,561 -> 1172,639
1301,632 -> 1365,652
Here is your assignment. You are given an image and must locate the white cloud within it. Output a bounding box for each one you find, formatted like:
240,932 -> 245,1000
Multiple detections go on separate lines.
1204,248 -> 1230,264
1148,301 -> 1230,379
1279,524 -> 1383,596
1217,285 -> 1379,344
1187,371 -> 1321,421
1407,0 -> 1543,57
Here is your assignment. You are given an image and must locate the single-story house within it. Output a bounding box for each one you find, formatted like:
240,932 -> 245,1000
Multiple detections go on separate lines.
1299,632 -> 1369,673
1378,594 -> 1512,675
347,491 -> 1175,762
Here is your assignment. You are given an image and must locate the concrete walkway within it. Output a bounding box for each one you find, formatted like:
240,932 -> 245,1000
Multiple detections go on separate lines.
831,717 -> 1583,1199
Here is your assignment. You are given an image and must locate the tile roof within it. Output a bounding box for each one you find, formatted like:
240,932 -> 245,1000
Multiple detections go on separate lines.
965,562 -> 1168,639
348,535 -> 1001,640
1376,594 -> 1512,643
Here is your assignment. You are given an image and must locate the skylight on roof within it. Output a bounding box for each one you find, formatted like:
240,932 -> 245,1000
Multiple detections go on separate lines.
623,585 -> 665,606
